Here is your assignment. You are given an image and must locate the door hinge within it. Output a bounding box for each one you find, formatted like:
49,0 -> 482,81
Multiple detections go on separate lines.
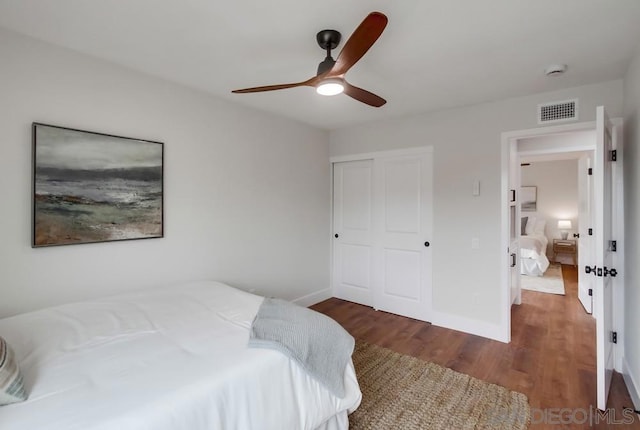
610,150 -> 617,162
610,240 -> 617,252
588,167 -> 593,175
612,331 -> 618,344
588,288 -> 593,296
588,228 -> 593,236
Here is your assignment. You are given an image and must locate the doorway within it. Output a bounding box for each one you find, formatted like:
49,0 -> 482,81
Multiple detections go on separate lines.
501,110 -> 625,411
517,136 -> 595,311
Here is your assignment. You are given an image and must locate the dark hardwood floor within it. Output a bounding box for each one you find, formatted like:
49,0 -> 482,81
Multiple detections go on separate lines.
312,264 -> 639,429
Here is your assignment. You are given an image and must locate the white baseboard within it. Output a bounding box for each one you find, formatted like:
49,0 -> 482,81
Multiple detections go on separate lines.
431,311 -> 508,343
292,288 -> 332,307
623,357 -> 640,412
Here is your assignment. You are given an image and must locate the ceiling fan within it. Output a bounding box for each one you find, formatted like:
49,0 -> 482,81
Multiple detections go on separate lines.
232,12 -> 388,107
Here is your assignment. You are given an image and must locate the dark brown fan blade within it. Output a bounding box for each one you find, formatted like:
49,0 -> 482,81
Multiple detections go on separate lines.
328,12 -> 388,77
343,81 -> 386,107
232,76 -> 319,93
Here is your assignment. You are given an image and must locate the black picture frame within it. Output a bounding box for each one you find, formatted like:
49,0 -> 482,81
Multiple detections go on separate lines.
32,123 -> 164,247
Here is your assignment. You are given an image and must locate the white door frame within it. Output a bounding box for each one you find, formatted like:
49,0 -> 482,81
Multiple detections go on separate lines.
500,119 -> 624,364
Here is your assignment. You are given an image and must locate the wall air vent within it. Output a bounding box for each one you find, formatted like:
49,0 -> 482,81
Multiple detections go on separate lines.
537,99 -> 578,124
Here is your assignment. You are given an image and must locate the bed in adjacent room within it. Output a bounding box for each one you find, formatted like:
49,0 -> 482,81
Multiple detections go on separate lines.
0,281 -> 361,430
520,216 -> 550,277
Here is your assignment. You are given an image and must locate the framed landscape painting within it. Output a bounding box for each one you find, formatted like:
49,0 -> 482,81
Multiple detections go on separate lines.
32,123 -> 164,247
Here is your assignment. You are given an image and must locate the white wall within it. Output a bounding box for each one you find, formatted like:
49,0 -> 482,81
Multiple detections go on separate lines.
330,79 -> 623,340
623,44 -> 640,409
0,29 -> 331,318
520,160 -> 579,264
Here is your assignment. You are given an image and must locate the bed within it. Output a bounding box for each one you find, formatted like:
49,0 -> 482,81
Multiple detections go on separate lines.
0,281 -> 361,430
520,216 -> 550,277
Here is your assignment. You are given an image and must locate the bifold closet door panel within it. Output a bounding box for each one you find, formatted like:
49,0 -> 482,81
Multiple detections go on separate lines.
332,160 -> 374,306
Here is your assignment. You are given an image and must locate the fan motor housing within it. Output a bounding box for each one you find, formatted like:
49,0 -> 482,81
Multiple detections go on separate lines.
317,57 -> 336,75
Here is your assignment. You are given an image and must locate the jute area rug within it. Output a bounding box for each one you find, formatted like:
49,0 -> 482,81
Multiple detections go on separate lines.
349,341 -> 530,430
521,264 -> 565,295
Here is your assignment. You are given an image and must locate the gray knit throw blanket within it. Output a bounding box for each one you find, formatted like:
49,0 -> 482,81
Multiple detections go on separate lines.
248,298 -> 355,397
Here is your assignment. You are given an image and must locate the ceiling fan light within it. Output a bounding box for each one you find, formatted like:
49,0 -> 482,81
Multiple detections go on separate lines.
316,79 -> 344,96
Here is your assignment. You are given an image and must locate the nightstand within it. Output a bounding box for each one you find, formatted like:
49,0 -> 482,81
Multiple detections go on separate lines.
553,239 -> 577,266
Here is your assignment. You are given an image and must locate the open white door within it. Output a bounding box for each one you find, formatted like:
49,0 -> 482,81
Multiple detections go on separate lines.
594,106 -> 616,411
509,140 -> 521,305
577,153 -> 594,314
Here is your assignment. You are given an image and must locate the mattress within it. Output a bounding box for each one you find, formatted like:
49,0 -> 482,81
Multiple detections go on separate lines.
0,281 -> 361,430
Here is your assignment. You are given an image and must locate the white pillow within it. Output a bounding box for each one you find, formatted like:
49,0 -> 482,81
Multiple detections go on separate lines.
524,216 -> 536,235
533,218 -> 546,235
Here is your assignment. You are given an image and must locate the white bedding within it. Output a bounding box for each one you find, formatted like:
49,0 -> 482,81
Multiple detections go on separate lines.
0,281 -> 361,430
520,234 -> 550,276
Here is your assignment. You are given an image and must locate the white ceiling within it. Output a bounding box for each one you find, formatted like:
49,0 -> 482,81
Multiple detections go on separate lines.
1,0 -> 640,130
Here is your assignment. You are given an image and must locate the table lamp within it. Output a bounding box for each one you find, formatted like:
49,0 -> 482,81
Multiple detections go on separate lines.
557,220 -> 572,240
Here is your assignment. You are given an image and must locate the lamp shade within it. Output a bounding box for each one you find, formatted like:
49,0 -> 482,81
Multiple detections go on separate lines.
557,220 -> 572,230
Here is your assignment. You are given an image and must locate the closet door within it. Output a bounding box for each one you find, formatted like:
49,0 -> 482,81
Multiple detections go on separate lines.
372,153 -> 433,321
332,160 -> 374,305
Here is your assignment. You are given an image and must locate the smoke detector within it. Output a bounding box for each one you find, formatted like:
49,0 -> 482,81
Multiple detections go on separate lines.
545,64 -> 568,77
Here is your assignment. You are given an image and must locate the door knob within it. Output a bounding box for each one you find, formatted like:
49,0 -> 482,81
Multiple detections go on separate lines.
334,234 -> 339,238
424,241 -> 430,247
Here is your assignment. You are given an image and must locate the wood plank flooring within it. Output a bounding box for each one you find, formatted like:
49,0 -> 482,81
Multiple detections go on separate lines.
312,264 -> 639,429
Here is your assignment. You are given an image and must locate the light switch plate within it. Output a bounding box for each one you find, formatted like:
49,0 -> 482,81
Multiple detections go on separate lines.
473,180 -> 480,196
